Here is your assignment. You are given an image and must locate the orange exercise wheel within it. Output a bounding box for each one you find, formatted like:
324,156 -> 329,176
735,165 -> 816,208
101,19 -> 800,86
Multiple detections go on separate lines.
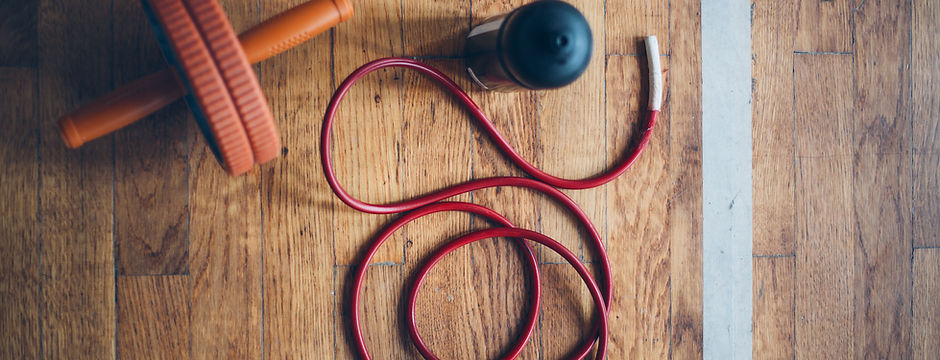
58,0 -> 353,176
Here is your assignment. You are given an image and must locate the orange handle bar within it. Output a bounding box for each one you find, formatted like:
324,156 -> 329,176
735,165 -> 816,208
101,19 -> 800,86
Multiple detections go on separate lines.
58,0 -> 353,148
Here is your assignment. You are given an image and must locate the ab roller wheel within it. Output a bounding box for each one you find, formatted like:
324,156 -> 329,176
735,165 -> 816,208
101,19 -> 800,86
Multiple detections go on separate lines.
58,0 -> 353,176
142,0 -> 268,175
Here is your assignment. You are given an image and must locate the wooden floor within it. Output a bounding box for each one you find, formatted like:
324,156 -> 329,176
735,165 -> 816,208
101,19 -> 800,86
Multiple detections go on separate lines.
0,0 -> 702,358
751,0 -> 940,358
1,0 -> 936,359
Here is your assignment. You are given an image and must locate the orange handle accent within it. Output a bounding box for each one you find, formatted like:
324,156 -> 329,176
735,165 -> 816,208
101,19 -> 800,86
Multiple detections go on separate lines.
59,0 -> 353,148
240,0 -> 352,64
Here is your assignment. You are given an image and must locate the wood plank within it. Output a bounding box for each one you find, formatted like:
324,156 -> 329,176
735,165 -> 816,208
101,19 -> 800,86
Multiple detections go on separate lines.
914,150 -> 940,247
405,212 -> 475,358
853,0 -> 913,154
187,1 -> 262,358
113,0 -> 188,276
466,238 -> 540,359
913,0 -> 940,248
605,0 -> 668,55
0,68 -> 39,359
468,2 -> 543,357
538,0 -> 605,263
852,0 -> 913,357
464,101 -> 544,359
668,0 -> 704,356
398,57 -> 476,354
538,263 -> 595,359
398,59 -> 473,221
605,54 -> 670,359
793,0 -> 852,52
794,55 -> 854,156
331,0 -> 406,265
913,249 -> 940,359
0,0 -> 38,66
464,194 -> 541,360
37,0 -> 115,356
752,0 -> 796,255
753,256 -> 794,359
258,0 -> 335,357
399,59 -> 476,357
401,0 -> 469,56
851,154 -> 913,357
116,276 -> 189,359
793,53 -> 854,359
335,265 -> 416,358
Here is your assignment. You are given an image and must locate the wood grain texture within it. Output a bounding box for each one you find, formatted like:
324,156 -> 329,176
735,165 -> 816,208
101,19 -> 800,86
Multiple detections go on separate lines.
753,257 -> 794,359
398,58 -> 472,221
913,249 -> 940,360
331,0 -> 406,265
605,0 -> 668,55
605,54 -> 671,359
0,0 -> 37,66
538,263 -> 595,359
913,0 -> 940,248
0,68 -> 39,359
113,0 -> 189,276
259,0 -> 335,357
466,237 -> 540,359
465,91 -> 543,360
793,54 -> 854,359
401,0 -> 469,56
668,0 -> 704,356
854,0 -> 913,153
538,0 -> 605,263
335,265 -> 416,359
752,0 -> 796,256
400,58 -> 476,357
187,1 -> 263,358
116,276 -> 189,360
406,213 -> 475,358
852,0 -> 913,357
794,0 -> 852,52
37,0 -> 115,357
4,0 -> 934,357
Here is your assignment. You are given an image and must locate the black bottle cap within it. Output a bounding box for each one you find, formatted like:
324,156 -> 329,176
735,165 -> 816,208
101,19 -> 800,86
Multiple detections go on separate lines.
500,0 -> 593,89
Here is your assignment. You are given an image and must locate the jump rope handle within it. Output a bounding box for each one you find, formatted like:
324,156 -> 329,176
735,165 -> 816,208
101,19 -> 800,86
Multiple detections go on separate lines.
58,0 -> 353,149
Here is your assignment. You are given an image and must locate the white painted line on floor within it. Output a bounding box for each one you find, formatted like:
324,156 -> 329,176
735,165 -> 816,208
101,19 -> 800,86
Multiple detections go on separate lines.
701,0 -> 753,359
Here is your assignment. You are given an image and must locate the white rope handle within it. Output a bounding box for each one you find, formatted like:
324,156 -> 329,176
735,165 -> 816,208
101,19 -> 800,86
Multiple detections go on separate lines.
645,36 -> 663,111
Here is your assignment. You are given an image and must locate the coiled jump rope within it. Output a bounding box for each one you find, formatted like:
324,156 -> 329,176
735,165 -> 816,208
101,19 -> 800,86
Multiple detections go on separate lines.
322,37 -> 663,359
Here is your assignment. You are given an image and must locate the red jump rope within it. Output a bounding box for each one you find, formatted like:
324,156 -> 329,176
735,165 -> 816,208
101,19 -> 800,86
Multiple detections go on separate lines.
322,35 -> 662,359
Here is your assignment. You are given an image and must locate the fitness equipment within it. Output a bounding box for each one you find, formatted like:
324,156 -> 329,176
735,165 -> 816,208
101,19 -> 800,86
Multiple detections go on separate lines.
57,0 -> 353,175
324,35 -> 663,359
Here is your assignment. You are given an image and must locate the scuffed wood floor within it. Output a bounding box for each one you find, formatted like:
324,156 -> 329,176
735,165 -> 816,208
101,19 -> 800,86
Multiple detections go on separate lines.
4,0 -> 939,358
0,0 -> 702,358
751,0 -> 940,358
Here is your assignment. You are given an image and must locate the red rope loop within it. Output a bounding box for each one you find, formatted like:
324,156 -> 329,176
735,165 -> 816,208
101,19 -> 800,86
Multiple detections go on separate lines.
321,57 -> 657,359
